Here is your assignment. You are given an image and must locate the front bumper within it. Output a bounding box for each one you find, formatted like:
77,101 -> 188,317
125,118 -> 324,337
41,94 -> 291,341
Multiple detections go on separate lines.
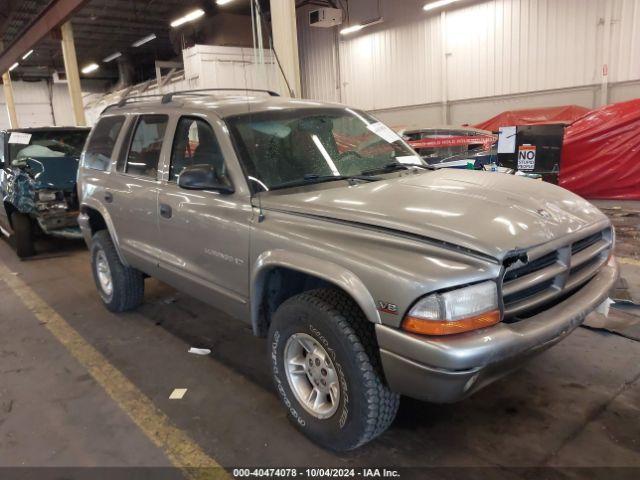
376,261 -> 619,403
35,210 -> 82,238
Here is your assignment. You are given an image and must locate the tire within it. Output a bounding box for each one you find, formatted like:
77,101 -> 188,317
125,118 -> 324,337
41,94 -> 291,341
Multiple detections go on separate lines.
11,212 -> 35,258
90,230 -> 144,312
268,288 -> 399,451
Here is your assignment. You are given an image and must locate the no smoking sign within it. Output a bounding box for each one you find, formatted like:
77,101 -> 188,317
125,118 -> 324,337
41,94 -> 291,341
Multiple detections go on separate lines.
518,144 -> 536,171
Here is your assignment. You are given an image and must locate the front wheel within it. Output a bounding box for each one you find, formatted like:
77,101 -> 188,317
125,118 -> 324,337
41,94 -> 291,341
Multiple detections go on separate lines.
268,289 -> 399,451
11,212 -> 35,258
90,230 -> 145,312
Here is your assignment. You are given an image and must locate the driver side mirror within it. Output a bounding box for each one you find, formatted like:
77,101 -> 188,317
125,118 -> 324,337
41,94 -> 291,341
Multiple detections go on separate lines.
177,164 -> 234,194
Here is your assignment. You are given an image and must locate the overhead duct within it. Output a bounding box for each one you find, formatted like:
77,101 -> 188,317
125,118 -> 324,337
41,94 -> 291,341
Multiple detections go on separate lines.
113,55 -> 135,90
169,13 -> 257,52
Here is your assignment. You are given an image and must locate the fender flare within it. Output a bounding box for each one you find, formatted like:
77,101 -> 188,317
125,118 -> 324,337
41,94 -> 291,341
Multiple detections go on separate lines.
79,200 -> 129,266
251,249 -> 381,336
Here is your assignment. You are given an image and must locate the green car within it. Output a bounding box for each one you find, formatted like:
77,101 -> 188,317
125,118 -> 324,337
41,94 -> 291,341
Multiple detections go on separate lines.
0,126 -> 90,257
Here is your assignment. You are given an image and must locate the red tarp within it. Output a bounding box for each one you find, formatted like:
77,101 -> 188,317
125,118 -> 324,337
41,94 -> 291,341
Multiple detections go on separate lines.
473,105 -> 590,131
559,99 -> 640,200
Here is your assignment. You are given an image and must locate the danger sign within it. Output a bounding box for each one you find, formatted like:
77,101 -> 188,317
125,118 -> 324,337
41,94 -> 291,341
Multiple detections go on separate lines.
518,145 -> 536,171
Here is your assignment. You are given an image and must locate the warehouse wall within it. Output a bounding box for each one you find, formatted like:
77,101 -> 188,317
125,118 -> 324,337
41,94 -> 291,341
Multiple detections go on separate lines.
297,0 -> 640,125
0,80 -> 105,129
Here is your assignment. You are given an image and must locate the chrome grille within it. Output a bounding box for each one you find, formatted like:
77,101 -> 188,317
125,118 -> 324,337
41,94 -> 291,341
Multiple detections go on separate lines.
502,227 -> 612,320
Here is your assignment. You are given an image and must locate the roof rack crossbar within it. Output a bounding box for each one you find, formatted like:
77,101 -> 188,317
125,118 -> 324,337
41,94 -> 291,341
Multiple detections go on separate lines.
116,93 -> 165,107
161,88 -> 280,104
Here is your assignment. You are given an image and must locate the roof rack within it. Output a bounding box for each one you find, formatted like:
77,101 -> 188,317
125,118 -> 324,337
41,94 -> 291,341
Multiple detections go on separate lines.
161,88 -> 280,104
116,93 -> 165,108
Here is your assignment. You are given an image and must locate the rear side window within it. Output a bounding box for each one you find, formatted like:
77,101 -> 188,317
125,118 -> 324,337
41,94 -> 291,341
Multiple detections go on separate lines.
83,116 -> 125,171
125,114 -> 168,178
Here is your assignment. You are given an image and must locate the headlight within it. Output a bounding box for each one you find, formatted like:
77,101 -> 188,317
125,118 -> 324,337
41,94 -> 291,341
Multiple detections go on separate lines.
37,190 -> 60,202
402,281 -> 501,336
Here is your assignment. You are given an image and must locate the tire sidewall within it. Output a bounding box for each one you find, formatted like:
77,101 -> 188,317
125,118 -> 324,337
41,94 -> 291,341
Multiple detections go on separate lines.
269,297 -> 370,450
91,237 -> 115,305
11,212 -> 34,258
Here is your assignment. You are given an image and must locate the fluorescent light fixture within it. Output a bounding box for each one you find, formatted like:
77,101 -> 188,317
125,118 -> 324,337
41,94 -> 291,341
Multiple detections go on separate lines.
423,0 -> 461,12
170,8 -> 205,28
340,17 -> 383,35
9,62 -> 18,71
340,24 -> 364,35
216,0 -> 235,4
132,33 -> 156,47
81,63 -> 99,74
103,51 -> 122,63
22,49 -> 34,60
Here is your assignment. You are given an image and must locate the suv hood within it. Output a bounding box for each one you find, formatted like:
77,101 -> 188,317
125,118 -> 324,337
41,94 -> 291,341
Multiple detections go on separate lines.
260,169 -> 608,260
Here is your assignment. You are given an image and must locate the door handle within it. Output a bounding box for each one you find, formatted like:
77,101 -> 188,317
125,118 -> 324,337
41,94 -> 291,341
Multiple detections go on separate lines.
104,191 -> 113,203
159,203 -> 172,219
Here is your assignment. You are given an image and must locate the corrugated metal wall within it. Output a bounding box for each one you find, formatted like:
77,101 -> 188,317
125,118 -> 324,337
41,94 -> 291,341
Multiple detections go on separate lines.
0,81 -> 54,129
0,80 -> 106,129
298,8 -> 341,102
298,0 -> 640,115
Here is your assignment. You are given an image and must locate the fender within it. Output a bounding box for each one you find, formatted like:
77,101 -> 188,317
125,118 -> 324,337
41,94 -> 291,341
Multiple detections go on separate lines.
79,199 -> 129,266
251,249 -> 381,336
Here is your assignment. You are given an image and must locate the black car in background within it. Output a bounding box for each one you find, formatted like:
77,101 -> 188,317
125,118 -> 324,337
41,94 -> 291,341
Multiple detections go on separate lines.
0,126 -> 90,257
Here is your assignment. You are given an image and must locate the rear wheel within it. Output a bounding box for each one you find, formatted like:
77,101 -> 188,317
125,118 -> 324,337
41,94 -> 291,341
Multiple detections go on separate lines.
90,230 -> 144,312
268,288 -> 399,451
11,212 -> 35,258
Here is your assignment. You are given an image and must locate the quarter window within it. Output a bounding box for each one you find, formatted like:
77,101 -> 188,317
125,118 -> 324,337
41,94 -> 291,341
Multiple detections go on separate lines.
169,117 -> 227,183
83,116 -> 125,171
125,114 -> 168,178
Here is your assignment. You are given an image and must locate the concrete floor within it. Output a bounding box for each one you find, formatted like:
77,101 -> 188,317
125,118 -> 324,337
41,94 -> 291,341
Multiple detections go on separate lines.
1,216 -> 639,477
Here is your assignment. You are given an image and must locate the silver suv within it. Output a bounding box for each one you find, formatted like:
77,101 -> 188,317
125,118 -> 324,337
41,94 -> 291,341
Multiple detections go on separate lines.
77,89 -> 618,451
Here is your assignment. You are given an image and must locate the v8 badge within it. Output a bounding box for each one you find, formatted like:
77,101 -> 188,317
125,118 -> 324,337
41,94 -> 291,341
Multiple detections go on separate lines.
377,301 -> 398,315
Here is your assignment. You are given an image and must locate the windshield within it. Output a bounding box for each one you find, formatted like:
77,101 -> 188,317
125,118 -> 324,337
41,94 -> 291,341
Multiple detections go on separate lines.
8,130 -> 88,162
225,107 -> 424,191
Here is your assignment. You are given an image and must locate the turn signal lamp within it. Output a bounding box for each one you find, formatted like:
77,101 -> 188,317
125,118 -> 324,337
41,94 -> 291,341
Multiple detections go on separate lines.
403,281 -> 501,335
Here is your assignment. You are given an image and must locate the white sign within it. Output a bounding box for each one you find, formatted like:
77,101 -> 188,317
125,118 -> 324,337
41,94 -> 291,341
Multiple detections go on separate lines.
367,122 -> 402,144
517,145 -> 537,171
8,132 -> 32,144
497,126 -> 516,154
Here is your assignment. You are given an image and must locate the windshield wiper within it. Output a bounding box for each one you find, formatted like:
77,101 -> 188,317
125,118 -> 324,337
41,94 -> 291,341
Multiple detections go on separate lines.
360,162 -> 433,176
271,173 -> 380,191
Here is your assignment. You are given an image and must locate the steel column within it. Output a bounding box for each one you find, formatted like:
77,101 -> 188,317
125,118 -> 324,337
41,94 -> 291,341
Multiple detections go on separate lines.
60,22 -> 86,126
268,0 -> 301,97
2,71 -> 18,128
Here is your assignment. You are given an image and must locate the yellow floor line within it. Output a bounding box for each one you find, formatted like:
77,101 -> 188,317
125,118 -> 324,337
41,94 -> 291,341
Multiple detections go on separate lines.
0,263 -> 228,480
618,256 -> 640,267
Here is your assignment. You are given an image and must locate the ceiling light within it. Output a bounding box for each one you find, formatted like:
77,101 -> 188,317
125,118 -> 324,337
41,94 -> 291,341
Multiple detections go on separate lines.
170,8 -> 205,28
9,62 -> 18,71
216,0 -> 235,4
340,17 -> 383,36
423,0 -> 461,12
132,33 -> 156,47
81,63 -> 99,74
103,52 -> 122,63
340,24 -> 364,35
22,49 -> 33,60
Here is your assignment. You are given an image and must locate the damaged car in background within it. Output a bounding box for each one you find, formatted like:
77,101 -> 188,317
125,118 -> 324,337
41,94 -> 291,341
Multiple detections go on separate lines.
0,127 -> 90,257
399,125 -> 497,169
